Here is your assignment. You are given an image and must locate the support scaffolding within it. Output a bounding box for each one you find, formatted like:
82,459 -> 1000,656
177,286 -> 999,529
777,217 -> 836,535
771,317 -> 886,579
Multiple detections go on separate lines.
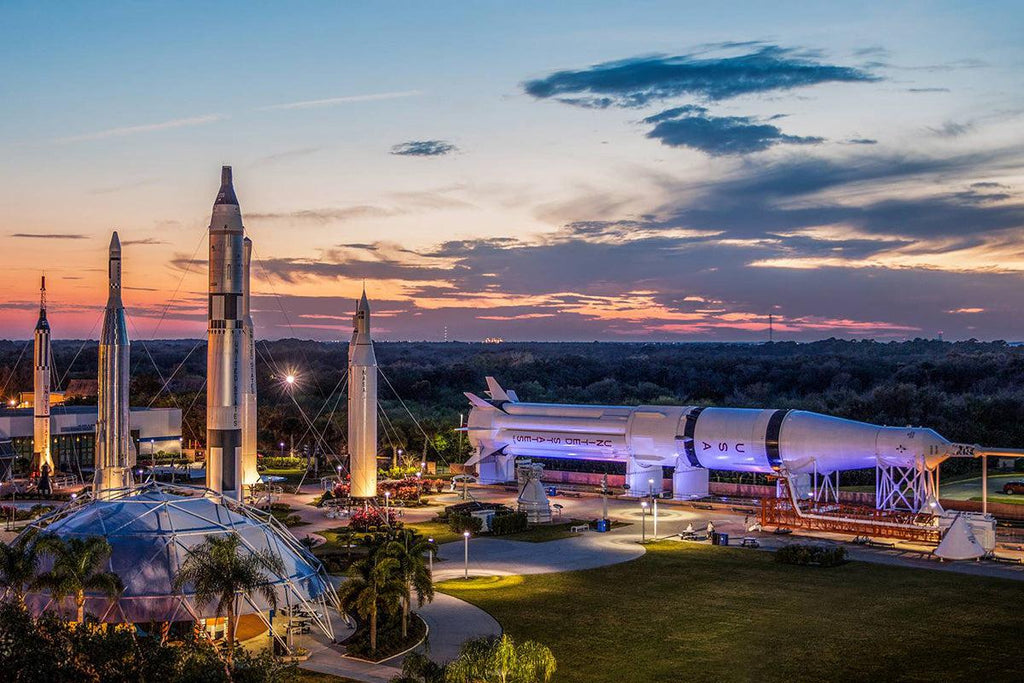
876,458 -> 939,513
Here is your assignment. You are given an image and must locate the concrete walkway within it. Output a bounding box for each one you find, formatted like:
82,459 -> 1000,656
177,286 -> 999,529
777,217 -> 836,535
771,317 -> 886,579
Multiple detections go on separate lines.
417,592 -> 501,663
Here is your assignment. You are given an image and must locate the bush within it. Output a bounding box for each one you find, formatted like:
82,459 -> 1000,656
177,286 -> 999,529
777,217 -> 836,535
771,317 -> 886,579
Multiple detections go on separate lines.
259,456 -> 305,470
349,507 -> 398,532
448,513 -> 484,534
774,543 -> 848,567
490,511 -> 528,536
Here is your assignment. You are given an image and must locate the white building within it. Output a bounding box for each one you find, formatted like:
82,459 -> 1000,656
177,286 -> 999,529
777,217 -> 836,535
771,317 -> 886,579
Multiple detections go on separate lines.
0,405 -> 181,475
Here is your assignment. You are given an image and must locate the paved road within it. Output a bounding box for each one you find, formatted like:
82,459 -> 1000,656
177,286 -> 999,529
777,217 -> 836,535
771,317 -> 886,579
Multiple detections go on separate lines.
940,472 -> 1024,501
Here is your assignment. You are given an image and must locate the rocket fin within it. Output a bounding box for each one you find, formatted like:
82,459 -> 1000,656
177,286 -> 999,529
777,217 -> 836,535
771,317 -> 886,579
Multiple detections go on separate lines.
485,376 -> 511,401
465,392 -> 501,410
506,390 -> 519,402
464,446 -> 506,468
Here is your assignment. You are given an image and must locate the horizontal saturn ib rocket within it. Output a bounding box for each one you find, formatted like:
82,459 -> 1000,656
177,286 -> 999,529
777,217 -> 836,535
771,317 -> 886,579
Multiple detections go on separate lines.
464,377 -> 992,509
348,290 -> 378,498
206,166 -> 257,501
94,232 -> 135,496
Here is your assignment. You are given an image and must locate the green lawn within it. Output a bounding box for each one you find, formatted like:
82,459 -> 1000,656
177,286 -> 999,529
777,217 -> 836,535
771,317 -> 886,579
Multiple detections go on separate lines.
498,520 -> 631,543
404,520 -> 465,545
969,494 -> 1024,505
295,671 -> 360,683
438,542 -> 1024,683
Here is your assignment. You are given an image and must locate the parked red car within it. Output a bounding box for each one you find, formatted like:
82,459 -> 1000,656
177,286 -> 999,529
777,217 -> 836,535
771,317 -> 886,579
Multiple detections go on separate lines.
1001,481 -> 1024,495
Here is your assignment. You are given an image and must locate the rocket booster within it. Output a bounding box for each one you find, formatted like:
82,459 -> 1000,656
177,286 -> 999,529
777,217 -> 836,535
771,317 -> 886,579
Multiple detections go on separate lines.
207,166 -> 246,499
240,236 -> 259,493
32,276 -> 52,473
347,290 -> 378,498
94,232 -> 134,496
466,377 -> 952,481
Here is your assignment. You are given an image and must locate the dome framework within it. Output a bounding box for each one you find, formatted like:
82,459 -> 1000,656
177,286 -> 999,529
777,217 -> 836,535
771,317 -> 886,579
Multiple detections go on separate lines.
18,481 -> 338,644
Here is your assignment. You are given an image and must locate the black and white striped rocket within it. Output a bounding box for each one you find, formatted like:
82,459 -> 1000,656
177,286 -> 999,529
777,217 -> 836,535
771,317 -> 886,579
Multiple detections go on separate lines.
206,166 -> 256,500
32,276 -> 52,474
95,232 -> 134,496
347,289 -> 378,498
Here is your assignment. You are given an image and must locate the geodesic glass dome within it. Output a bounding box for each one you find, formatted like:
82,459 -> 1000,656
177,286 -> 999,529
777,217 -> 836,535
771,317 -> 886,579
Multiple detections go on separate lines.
21,482 -> 336,637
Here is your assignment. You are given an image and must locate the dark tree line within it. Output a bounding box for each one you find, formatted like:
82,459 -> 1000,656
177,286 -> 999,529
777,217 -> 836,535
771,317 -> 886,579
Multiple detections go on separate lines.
2,338 -> 1023,474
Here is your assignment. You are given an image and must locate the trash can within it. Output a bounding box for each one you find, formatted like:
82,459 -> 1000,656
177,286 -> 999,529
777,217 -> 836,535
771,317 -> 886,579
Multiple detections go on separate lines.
719,533 -> 729,546
596,519 -> 608,532
711,532 -> 720,545
546,486 -> 557,496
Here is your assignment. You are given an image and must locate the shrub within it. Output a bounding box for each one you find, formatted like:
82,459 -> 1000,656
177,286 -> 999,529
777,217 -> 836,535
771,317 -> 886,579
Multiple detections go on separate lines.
259,456 -> 304,470
349,507 -> 398,532
775,543 -> 848,567
490,511 -> 528,536
333,482 -> 351,498
448,513 -> 484,534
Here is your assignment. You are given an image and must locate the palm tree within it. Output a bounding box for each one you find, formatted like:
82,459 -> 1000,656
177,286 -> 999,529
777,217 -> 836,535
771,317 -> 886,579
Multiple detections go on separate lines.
33,534 -> 123,623
337,551 -> 405,654
171,533 -> 285,667
390,651 -> 448,683
383,530 -> 436,639
445,634 -> 556,683
0,532 -> 41,604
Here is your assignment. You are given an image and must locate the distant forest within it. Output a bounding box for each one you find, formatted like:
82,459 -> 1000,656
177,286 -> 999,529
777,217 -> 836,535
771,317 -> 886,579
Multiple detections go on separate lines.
2,338 -> 1023,478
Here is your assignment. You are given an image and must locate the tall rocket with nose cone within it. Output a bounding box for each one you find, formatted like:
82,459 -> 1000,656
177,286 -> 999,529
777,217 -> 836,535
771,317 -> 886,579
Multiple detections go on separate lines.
206,166 -> 251,500
95,232 -> 134,496
348,290 -> 378,498
32,276 -> 52,474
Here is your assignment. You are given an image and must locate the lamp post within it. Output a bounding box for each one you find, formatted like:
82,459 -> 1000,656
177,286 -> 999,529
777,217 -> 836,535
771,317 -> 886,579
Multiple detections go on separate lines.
653,496 -> 659,539
648,477 -> 655,497
279,441 -> 285,458
384,490 -> 391,517
463,530 -> 470,579
428,537 -> 434,575
640,501 -> 648,543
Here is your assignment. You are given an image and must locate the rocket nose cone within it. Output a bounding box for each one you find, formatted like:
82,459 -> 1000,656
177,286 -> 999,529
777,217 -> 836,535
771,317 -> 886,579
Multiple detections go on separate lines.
109,231 -> 121,254
215,165 -> 239,206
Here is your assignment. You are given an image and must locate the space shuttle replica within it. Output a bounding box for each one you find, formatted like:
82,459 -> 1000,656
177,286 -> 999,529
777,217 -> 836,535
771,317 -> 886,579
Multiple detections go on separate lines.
347,290 -> 378,498
466,377 -> 1018,513
94,232 -> 135,496
206,166 -> 258,501
32,276 -> 52,474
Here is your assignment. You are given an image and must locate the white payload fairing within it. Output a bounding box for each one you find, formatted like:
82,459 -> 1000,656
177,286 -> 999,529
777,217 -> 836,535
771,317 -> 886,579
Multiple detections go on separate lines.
32,276 -> 52,474
466,377 -> 957,505
94,232 -> 134,496
347,290 -> 378,498
206,166 -> 257,501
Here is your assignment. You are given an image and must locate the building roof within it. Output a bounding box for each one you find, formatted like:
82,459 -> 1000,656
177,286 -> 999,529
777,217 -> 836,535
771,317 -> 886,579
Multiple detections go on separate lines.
21,482 -> 337,633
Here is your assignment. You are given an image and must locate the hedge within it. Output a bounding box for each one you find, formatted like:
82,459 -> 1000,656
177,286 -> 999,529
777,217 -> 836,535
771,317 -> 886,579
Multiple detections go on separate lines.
774,543 -> 848,567
490,511 -> 528,536
448,513 -> 484,534
259,456 -> 305,470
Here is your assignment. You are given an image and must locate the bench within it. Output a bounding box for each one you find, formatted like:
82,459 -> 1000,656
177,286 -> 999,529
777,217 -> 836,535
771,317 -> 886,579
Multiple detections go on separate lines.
570,524 -> 589,533
691,504 -> 715,510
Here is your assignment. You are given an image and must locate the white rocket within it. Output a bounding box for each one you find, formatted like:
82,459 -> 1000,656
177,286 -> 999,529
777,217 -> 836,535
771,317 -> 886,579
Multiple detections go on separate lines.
240,236 -> 259,494
94,232 -> 134,496
206,166 -> 253,501
347,289 -> 378,498
32,275 -> 52,474
465,377 -> 965,507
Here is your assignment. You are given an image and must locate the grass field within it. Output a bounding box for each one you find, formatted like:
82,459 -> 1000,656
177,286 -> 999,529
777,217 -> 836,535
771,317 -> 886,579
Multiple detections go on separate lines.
969,494 -> 1024,505
438,542 -> 1024,683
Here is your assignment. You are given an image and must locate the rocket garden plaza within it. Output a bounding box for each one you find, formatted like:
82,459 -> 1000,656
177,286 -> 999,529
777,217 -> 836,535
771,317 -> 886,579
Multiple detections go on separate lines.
0,167 -> 1022,683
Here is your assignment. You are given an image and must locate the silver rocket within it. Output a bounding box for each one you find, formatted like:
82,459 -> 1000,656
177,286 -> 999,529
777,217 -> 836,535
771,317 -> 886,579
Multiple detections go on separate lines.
347,289 -> 378,498
206,166 -> 249,500
240,236 -> 259,493
95,232 -> 134,496
32,276 -> 52,474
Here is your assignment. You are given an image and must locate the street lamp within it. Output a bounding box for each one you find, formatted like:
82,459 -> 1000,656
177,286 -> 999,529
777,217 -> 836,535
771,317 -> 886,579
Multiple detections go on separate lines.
428,537 -> 434,575
653,496 -> 659,539
279,442 -> 285,458
463,531 -> 470,579
640,501 -> 648,543
384,490 -> 391,516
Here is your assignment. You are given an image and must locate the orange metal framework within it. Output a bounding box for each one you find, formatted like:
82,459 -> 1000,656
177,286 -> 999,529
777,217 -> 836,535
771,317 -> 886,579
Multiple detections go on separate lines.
759,496 -> 941,543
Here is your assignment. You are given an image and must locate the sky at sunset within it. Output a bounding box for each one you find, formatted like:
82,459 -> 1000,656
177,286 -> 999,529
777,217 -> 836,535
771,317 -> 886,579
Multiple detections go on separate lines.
2,1 -> 1024,342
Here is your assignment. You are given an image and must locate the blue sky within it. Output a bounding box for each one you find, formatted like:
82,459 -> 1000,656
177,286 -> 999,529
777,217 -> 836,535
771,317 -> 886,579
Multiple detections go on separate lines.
2,1 -> 1023,341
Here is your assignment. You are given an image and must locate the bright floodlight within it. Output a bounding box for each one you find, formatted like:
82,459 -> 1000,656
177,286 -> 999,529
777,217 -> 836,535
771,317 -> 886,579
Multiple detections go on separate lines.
641,501 -> 649,508
285,374 -> 296,385
463,531 -> 470,538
